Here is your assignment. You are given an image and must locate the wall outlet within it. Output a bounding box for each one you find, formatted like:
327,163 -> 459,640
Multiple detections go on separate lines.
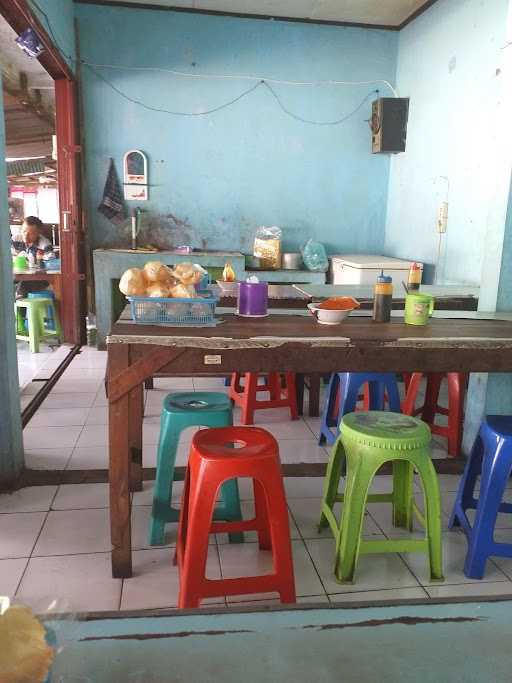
437,201 -> 448,233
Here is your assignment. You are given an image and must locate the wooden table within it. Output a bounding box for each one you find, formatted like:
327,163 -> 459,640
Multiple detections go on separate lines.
294,283 -> 480,311
108,312 -> 512,578
142,284 -> 311,390
43,598 -> 512,681
13,268 -> 62,302
292,284 -> 479,415
149,284 -> 479,416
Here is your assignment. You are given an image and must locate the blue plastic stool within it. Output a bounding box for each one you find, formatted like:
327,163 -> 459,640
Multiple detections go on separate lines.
28,290 -> 56,330
319,372 -> 402,445
149,391 -> 243,546
449,416 -> 512,578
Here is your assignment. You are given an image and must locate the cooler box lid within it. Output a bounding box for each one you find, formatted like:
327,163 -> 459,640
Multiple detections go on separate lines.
330,254 -> 422,270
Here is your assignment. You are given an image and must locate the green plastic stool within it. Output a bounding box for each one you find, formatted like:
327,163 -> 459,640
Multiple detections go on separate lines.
15,297 -> 61,353
149,391 -> 243,546
319,411 -> 444,584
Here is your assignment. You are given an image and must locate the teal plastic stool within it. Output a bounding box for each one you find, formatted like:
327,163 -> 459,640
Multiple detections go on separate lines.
149,392 -> 243,545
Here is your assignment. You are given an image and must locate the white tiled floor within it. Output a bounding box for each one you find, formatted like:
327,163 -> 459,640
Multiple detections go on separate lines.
18,348 -> 334,471
4,472 -> 512,614
17,342 -> 78,396
17,350 -> 454,472
6,353 -> 512,614
17,553 -> 123,613
16,341 -> 59,391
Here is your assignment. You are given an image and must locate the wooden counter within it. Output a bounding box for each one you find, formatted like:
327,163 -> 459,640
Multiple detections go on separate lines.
43,598 -> 512,681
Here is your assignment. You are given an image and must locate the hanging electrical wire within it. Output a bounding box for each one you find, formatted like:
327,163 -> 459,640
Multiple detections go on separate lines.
88,64 -> 378,124
79,60 -> 399,96
87,64 -> 266,117
27,0 -> 391,124
262,81 -> 378,125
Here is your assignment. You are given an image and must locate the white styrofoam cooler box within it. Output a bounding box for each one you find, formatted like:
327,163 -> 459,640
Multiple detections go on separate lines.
329,254 -> 423,285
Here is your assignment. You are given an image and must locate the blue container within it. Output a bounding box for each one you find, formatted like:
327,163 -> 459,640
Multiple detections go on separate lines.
42,258 -> 61,270
198,272 -> 210,290
27,291 -> 55,300
128,291 -> 217,326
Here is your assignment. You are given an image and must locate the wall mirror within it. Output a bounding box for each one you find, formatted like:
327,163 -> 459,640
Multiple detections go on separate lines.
123,149 -> 148,200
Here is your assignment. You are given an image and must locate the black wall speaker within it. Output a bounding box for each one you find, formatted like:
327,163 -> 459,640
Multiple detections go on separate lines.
371,97 -> 409,154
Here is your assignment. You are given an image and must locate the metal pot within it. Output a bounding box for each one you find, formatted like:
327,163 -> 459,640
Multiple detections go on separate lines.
282,252 -> 303,270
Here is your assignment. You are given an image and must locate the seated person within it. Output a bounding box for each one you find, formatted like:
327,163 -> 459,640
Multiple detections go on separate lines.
11,216 -> 56,298
11,216 -> 56,262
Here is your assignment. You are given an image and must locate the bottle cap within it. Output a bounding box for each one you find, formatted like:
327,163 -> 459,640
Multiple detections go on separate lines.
410,262 -> 421,271
377,270 -> 392,284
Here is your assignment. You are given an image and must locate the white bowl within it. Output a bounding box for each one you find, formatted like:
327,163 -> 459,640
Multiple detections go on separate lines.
307,303 -> 351,325
216,280 -> 239,295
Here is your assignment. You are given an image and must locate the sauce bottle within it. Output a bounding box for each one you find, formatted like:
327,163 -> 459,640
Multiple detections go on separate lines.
222,262 -> 235,282
373,271 -> 393,322
408,262 -> 421,291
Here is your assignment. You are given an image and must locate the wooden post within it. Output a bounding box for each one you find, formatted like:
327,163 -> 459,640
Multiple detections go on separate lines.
0,81 -> 24,489
55,78 -> 86,345
108,343 -> 132,578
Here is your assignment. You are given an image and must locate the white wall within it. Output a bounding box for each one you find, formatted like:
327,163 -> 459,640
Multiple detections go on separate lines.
385,0 -> 509,285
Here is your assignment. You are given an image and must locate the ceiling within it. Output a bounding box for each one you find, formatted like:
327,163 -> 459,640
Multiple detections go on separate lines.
98,0 -> 433,27
3,90 -> 54,159
0,16 -> 55,159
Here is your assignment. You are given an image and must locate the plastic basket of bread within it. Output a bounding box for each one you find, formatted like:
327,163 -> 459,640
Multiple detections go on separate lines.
120,261 -> 218,325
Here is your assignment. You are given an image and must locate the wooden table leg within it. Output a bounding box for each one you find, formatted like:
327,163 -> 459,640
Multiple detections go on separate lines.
296,374 -> 305,416
109,344 -> 133,578
129,381 -> 143,493
49,274 -> 63,322
51,274 -> 63,302
308,373 -> 321,418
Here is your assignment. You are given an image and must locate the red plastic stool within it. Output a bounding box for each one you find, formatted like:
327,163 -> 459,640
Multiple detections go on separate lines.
230,372 -> 298,425
175,426 -> 296,608
402,372 -> 467,457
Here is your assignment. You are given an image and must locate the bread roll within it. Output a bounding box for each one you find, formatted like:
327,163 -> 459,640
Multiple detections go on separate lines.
173,262 -> 204,286
146,282 -> 172,298
0,605 -> 54,683
144,261 -> 173,283
119,268 -> 147,296
170,283 -> 196,299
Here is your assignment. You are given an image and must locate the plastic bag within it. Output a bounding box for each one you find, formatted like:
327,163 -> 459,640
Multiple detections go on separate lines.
173,262 -> 206,287
1,596 -> 81,683
253,226 -> 282,269
301,239 -> 328,272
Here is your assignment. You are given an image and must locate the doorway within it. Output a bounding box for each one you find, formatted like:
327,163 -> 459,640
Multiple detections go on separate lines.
0,0 -> 85,415
1,16 -> 61,391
